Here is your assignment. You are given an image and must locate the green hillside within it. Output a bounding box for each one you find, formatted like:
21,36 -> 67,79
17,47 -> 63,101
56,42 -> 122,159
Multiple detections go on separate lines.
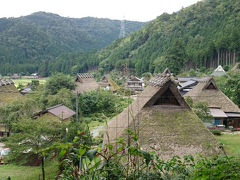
90,0 -> 240,75
0,12 -> 144,75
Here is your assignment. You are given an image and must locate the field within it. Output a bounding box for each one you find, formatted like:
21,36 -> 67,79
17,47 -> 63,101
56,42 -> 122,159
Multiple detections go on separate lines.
216,132 -> 240,156
0,160 -> 57,180
13,78 -> 47,88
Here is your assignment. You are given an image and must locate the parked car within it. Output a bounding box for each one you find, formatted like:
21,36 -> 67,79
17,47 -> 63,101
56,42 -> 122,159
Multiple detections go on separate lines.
0,148 -> 10,164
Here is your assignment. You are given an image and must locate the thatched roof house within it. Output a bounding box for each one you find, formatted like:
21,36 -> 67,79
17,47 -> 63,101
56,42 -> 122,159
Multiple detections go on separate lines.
184,77 -> 240,128
73,73 -> 99,94
99,76 -> 119,91
0,79 -> 22,107
33,104 -> 75,121
211,65 -> 226,77
104,70 -> 219,159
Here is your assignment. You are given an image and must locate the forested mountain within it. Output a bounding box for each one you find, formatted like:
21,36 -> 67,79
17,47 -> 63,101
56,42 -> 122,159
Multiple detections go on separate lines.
77,0 -> 239,76
0,12 -> 144,75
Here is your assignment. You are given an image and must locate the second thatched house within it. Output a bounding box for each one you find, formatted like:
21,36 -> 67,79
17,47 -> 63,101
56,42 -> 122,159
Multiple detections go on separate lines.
73,73 -> 99,94
104,70 -> 219,160
211,65 -> 226,77
98,76 -> 119,92
184,77 -> 240,128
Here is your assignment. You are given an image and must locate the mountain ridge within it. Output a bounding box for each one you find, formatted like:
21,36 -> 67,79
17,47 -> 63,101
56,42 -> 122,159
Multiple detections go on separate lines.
0,12 -> 145,75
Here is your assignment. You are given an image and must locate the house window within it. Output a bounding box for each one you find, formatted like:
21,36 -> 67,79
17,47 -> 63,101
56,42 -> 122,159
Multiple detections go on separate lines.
214,119 -> 220,125
206,83 -> 216,90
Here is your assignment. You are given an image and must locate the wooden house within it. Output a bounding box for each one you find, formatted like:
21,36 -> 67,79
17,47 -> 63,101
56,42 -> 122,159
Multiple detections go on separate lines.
126,76 -> 144,91
104,70 -> 219,160
11,74 -> 20,79
184,77 -> 240,128
73,73 -> 99,94
33,104 -> 76,121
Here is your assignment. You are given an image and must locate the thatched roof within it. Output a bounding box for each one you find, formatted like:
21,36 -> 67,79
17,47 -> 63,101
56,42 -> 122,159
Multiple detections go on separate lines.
73,73 -> 99,93
184,77 -> 240,113
0,79 -> 14,86
211,65 -> 226,77
99,76 -> 119,91
104,70 -> 219,159
0,79 -> 22,106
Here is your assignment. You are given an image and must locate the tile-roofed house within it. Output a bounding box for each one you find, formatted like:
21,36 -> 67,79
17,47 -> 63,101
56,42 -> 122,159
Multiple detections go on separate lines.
178,80 -> 198,95
126,76 -> 144,91
0,79 -> 22,107
177,77 -> 209,83
34,104 -> 75,121
104,69 -> 219,160
73,73 -> 99,94
177,76 -> 211,95
184,77 -> 240,128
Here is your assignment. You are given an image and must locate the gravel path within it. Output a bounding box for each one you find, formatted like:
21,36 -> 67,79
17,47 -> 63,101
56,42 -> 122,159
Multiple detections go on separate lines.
91,125 -> 104,137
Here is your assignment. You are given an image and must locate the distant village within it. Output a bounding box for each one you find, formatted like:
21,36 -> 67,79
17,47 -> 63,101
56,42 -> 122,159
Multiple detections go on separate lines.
0,65 -> 240,178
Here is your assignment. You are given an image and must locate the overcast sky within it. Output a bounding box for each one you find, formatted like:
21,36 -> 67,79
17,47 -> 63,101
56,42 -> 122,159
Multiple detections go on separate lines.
0,0 -> 201,21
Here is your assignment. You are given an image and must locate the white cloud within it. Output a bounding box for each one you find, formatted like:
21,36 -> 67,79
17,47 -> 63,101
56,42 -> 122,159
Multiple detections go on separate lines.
0,0 -> 200,21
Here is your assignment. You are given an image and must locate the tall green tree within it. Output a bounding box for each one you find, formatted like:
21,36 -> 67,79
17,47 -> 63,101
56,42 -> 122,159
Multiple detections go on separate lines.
45,73 -> 75,95
6,117 -> 65,179
165,38 -> 186,74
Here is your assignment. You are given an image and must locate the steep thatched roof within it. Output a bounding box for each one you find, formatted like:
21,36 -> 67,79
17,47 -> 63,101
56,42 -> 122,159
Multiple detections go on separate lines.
184,77 -> 240,113
73,73 -> 99,93
99,75 -> 119,91
104,70 -> 219,159
211,65 -> 226,77
0,79 -> 22,106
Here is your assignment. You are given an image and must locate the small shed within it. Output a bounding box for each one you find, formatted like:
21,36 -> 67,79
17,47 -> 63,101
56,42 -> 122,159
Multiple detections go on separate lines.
104,69 -> 219,159
73,73 -> 99,94
126,76 -> 144,91
20,87 -> 32,95
0,124 -> 9,137
33,104 -> 76,121
184,77 -> 240,128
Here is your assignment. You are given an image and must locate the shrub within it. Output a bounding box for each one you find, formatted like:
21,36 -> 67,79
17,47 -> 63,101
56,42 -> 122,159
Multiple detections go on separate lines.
223,65 -> 229,71
211,129 -> 222,136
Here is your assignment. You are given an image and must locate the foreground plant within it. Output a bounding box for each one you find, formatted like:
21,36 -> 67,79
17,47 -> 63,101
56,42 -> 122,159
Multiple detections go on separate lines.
49,130 -> 240,180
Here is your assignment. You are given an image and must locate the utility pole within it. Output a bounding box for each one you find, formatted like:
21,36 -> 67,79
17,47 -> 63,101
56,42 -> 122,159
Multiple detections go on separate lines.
76,91 -> 79,123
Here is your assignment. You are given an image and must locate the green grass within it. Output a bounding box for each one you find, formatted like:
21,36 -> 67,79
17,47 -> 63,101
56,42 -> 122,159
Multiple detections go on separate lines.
0,160 -> 58,180
13,78 -> 47,88
216,133 -> 240,156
